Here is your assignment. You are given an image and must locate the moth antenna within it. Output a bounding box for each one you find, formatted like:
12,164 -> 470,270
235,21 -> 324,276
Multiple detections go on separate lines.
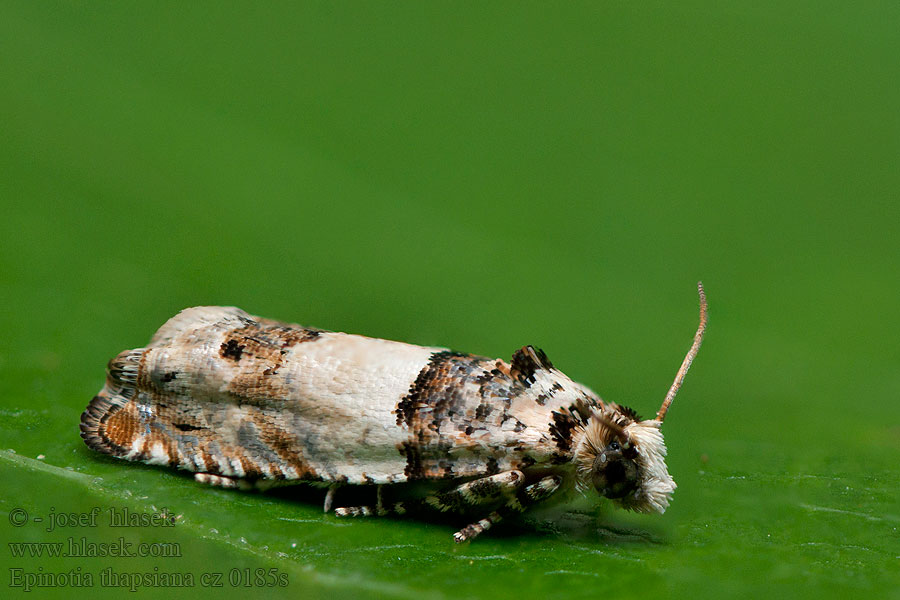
656,281 -> 708,423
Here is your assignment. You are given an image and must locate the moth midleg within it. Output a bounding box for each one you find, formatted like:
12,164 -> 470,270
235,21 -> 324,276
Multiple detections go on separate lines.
453,511 -> 503,543
425,470 -> 525,513
453,476 -> 562,543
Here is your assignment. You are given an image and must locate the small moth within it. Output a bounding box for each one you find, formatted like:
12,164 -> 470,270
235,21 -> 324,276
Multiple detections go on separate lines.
81,283 -> 708,542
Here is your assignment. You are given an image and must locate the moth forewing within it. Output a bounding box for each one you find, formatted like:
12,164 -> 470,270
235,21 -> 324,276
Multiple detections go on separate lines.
81,284 -> 707,542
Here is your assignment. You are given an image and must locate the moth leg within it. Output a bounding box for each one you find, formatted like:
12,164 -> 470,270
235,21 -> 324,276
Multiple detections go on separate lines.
425,470 -> 525,513
334,502 -> 408,518
508,475 -> 562,512
334,485 -> 407,518
333,506 -> 375,517
376,484 -> 385,516
453,475 -> 562,543
323,483 -> 341,513
194,473 -> 254,491
453,511 -> 503,543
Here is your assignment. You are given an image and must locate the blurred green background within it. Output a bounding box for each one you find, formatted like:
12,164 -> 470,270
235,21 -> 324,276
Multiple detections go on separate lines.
1,2 -> 898,598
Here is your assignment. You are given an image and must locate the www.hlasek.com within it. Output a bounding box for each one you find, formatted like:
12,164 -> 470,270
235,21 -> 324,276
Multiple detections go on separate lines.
9,537 -> 181,558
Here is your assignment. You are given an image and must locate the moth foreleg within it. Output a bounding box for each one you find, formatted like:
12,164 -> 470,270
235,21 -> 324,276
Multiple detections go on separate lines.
511,475 -> 562,511
425,470 -> 524,513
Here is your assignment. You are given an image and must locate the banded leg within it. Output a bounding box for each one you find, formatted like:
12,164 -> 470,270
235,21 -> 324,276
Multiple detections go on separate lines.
194,473 -> 290,492
453,475 -> 562,543
335,471 -> 526,520
334,485 -> 408,518
425,470 -> 525,513
453,511 -> 503,543
194,473 -> 254,491
517,475 -> 563,508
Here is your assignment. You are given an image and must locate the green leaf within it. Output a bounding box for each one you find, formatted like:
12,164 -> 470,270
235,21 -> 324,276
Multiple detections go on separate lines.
1,2 -> 898,599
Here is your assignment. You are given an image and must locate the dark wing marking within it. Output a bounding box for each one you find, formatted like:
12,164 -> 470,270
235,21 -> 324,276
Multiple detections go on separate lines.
510,345 -> 554,387
395,350 -> 537,480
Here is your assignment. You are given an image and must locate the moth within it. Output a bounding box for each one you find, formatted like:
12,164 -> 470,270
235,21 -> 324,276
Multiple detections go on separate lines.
81,283 -> 708,542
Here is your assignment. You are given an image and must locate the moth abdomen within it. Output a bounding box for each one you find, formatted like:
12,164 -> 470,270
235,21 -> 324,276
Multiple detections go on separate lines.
106,348 -> 143,388
80,392 -> 132,457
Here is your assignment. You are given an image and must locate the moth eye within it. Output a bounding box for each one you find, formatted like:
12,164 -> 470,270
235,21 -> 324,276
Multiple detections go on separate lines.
609,440 -> 620,451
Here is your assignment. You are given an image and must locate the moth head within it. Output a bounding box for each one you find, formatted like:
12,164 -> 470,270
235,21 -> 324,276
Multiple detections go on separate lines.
574,405 -> 675,512
574,282 -> 708,513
